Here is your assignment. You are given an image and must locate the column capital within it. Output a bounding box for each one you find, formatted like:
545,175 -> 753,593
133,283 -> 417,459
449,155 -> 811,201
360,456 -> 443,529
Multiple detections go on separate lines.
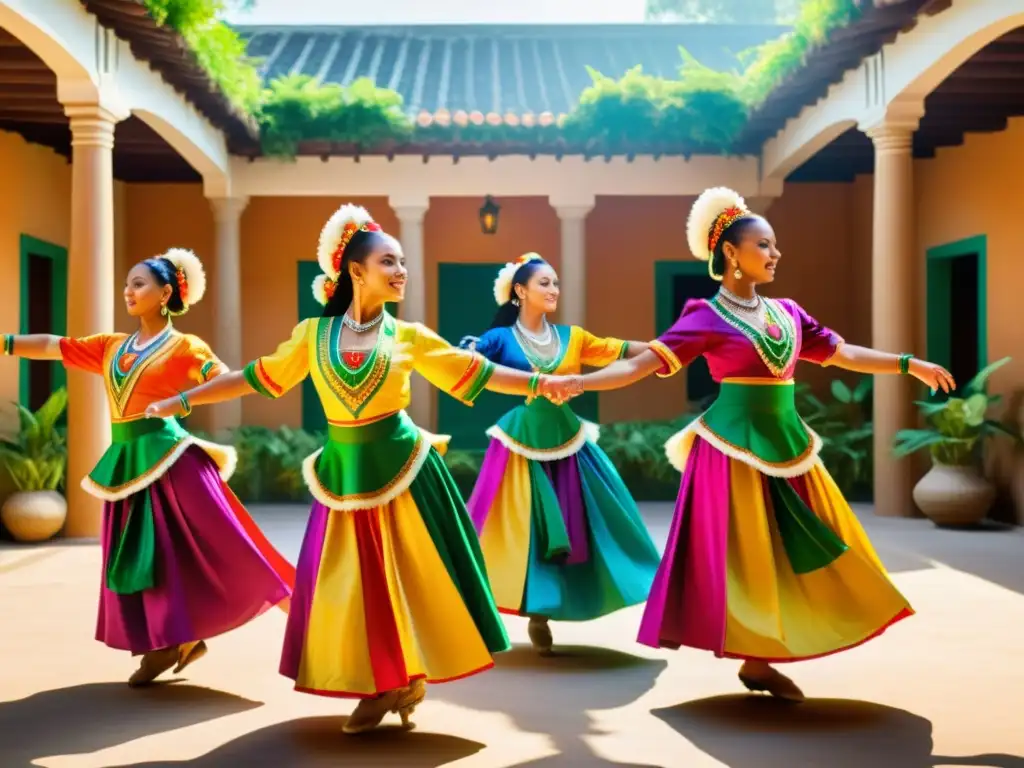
209,195 -> 250,222
551,195 -> 595,221
64,103 -> 124,150
390,196 -> 430,224
859,99 -> 924,151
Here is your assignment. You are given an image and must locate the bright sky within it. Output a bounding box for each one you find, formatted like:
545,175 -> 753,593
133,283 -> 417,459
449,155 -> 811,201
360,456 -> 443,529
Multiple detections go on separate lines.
224,0 -> 649,25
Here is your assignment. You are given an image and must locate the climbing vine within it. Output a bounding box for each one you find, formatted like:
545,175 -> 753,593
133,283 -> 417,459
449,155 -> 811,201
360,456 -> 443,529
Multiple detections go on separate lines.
139,0 -> 863,156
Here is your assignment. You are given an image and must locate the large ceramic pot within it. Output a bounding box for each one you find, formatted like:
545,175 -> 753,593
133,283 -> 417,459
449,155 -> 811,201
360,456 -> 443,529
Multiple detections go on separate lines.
0,490 -> 67,542
911,462 -> 996,526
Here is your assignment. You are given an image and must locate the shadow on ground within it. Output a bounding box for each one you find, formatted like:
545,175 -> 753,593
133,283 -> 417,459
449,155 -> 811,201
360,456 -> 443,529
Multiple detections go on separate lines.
0,682 -> 262,767
108,717 -> 485,767
434,641 -> 667,767
653,695 -> 1024,768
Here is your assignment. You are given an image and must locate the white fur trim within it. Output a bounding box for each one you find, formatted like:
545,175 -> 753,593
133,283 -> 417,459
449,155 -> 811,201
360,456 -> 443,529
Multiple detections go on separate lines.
485,419 -> 599,461
311,273 -> 333,306
300,427 -> 445,511
493,252 -> 544,306
80,437 -> 238,502
664,418 -> 822,478
686,187 -> 750,261
161,248 -> 207,306
317,204 -> 374,280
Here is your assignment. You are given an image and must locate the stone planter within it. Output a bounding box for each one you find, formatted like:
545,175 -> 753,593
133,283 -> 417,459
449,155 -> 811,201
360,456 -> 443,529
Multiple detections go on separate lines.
912,462 -> 996,527
0,490 -> 66,543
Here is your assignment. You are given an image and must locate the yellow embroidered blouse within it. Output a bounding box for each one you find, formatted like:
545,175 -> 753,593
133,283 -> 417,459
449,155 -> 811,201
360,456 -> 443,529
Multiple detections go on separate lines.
244,312 -> 495,424
60,326 -> 227,421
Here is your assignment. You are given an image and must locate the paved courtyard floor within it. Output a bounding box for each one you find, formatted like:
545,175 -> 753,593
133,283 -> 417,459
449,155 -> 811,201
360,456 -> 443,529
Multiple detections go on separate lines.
1,503 -> 1023,768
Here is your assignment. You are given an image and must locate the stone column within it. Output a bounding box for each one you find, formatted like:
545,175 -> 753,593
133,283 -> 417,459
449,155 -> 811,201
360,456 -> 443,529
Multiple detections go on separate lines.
391,199 -> 431,428
864,118 -> 918,517
207,196 -> 249,434
552,198 -> 595,327
63,104 -> 120,538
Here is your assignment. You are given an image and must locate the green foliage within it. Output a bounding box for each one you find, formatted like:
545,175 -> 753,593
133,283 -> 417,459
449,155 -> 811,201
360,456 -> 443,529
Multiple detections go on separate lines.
258,75 -> 412,156
443,449 -> 487,499
0,388 -> 68,493
192,424 -> 322,503
141,0 -> 263,112
741,0 -> 862,105
139,0 -> 863,158
795,376 -> 873,497
893,357 -> 1021,466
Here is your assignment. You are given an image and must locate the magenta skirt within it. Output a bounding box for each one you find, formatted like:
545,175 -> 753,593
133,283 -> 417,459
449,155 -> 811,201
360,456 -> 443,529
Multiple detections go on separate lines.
96,446 -> 293,654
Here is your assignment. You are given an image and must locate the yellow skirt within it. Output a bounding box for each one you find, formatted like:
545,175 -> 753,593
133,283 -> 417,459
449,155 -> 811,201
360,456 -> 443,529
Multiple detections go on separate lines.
279,451 -> 510,697
638,432 -> 913,661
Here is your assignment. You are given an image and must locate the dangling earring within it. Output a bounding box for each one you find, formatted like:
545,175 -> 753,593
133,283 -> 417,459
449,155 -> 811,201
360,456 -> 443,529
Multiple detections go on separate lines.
511,298 -> 520,307
733,263 -> 743,280
160,304 -> 168,317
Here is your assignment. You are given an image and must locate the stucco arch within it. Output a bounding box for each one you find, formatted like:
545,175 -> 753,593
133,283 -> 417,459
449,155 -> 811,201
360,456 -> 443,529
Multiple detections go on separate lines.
762,1 -> 1024,186
761,104 -> 860,181
0,1 -> 96,84
887,2 -> 1024,102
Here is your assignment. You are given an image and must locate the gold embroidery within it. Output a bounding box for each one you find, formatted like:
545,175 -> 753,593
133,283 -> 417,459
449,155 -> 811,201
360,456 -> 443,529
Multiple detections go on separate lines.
312,434 -> 424,504
316,317 -> 392,416
105,334 -> 179,417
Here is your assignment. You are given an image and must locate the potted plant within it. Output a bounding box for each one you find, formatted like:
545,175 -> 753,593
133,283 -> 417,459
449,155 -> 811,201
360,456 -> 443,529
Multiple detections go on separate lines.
892,357 -> 1019,526
0,388 -> 69,542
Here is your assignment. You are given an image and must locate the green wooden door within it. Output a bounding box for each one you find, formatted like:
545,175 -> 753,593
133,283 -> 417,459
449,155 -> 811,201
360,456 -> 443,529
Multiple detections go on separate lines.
19,235 -> 67,416
436,263 -> 598,450
926,236 -> 987,392
296,262 -> 400,434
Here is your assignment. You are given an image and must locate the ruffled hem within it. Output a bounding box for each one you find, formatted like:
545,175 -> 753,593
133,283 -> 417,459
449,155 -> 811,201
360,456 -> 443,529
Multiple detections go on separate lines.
300,429 -> 449,511
665,418 -> 822,478
485,420 -> 600,461
82,437 -> 238,502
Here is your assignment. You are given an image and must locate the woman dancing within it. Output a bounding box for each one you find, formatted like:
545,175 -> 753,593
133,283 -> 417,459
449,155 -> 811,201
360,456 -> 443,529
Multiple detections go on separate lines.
2,248 -> 294,686
145,205 -> 578,733
460,253 -> 661,655
562,187 -> 954,701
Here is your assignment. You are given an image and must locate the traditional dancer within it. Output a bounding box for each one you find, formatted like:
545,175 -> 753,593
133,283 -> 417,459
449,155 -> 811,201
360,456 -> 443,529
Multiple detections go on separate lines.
562,187 -> 955,701
144,205 -> 579,734
459,253 -> 661,654
2,249 -> 294,686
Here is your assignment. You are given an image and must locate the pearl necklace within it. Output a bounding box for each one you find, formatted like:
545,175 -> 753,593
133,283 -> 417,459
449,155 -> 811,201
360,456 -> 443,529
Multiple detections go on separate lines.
515,318 -> 552,345
718,286 -> 760,309
343,311 -> 384,333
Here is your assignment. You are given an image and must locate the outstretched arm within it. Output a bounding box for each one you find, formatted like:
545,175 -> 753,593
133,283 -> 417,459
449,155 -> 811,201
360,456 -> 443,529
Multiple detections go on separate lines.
578,349 -> 665,392
828,344 -> 955,393
413,324 -> 578,403
3,334 -> 64,361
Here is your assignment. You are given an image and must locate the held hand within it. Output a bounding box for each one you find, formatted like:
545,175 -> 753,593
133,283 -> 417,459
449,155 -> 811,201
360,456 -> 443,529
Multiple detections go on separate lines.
145,397 -> 183,419
538,374 -> 583,405
910,358 -> 955,394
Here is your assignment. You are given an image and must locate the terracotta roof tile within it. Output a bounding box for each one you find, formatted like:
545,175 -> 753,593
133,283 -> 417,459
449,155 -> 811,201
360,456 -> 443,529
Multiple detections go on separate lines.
238,23 -> 786,117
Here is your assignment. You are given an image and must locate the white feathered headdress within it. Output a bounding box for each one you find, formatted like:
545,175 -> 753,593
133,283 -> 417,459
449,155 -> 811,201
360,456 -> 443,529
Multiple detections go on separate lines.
160,248 -> 207,313
493,252 -> 545,306
312,203 -> 382,305
686,187 -> 752,279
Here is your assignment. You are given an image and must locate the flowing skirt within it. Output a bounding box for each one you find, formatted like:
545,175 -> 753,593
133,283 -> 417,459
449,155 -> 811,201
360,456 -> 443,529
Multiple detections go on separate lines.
638,433 -> 913,662
279,448 -> 509,698
97,446 -> 294,654
467,438 -> 660,622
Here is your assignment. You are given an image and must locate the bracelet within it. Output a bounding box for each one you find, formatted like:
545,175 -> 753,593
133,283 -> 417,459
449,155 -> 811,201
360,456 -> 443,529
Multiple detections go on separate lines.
2,334 -> 12,355
897,353 -> 913,375
527,372 -> 540,397
178,391 -> 193,417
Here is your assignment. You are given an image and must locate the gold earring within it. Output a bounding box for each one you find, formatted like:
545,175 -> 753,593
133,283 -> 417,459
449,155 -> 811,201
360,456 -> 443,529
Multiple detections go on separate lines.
733,264 -> 743,280
160,304 -> 168,316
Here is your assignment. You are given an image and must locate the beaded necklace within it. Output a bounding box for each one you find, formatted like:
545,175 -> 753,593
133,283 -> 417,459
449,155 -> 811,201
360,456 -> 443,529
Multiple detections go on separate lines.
708,292 -> 796,377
